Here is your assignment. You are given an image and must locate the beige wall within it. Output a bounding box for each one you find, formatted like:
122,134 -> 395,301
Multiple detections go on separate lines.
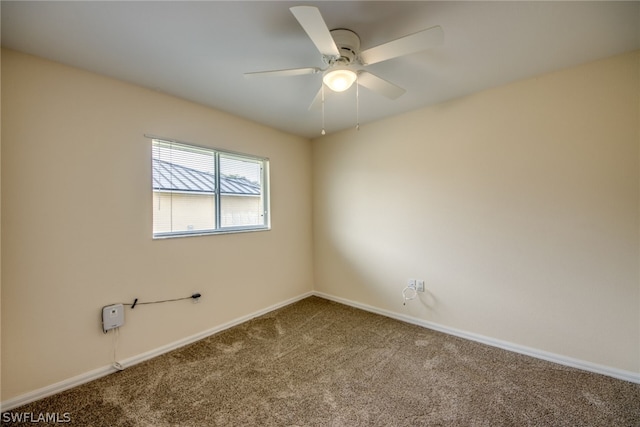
1,49 -> 314,400
312,51 -> 640,373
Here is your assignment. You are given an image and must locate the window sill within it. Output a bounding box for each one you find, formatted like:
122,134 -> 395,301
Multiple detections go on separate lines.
153,226 -> 271,240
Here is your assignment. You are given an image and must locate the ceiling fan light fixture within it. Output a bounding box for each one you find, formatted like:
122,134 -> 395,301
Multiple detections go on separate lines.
323,68 -> 357,92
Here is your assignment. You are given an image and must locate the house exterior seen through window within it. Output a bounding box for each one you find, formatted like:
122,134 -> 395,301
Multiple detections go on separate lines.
152,139 -> 269,238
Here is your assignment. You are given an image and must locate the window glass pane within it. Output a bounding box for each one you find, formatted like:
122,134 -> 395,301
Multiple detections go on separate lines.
219,154 -> 264,228
151,138 -> 269,238
152,141 -> 216,234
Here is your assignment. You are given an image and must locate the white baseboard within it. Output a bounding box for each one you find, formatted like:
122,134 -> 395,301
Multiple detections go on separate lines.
3,289 -> 637,411
0,291 -> 314,412
312,291 -> 640,385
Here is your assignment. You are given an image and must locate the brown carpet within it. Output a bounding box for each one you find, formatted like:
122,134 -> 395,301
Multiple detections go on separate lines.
3,296 -> 640,426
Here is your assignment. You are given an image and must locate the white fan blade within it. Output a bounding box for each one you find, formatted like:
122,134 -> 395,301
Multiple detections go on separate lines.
357,71 -> 406,100
309,86 -> 323,110
308,85 -> 335,110
290,6 -> 340,59
360,26 -> 443,65
244,67 -> 321,78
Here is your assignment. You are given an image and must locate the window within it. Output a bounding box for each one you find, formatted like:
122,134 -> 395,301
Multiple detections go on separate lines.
152,138 -> 269,238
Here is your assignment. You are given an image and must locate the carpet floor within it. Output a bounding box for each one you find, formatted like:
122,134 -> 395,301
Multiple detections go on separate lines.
3,296 -> 640,426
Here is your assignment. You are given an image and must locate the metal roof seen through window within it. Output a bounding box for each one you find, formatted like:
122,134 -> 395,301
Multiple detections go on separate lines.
152,158 -> 260,195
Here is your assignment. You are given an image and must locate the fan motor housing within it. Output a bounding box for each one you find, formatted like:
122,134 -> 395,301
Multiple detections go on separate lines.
330,29 -> 361,64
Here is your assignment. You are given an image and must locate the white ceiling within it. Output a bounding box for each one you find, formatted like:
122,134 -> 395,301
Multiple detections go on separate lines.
2,1 -> 639,139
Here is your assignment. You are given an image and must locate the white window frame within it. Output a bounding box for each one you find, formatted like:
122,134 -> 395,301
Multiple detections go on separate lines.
150,137 -> 270,239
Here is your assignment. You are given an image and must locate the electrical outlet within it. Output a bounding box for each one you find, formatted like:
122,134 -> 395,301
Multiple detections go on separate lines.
416,280 -> 425,292
102,304 -> 124,333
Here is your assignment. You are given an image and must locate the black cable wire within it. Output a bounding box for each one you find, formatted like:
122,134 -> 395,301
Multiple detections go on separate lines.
121,293 -> 201,309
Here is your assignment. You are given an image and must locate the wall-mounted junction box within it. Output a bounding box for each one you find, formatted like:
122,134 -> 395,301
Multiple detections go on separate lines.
102,304 -> 124,333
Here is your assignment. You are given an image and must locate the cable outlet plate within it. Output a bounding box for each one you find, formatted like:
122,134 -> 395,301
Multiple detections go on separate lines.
408,279 -> 425,292
102,304 -> 124,333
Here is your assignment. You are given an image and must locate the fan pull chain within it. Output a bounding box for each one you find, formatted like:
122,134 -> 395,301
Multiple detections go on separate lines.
321,84 -> 326,136
356,73 -> 360,131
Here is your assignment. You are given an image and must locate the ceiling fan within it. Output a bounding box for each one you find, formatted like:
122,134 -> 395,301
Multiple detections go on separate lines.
245,6 -> 444,109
